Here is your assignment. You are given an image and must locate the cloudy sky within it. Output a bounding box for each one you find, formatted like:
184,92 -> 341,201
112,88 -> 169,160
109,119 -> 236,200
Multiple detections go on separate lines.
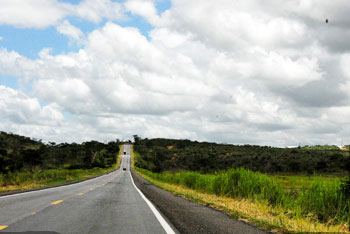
0,0 -> 349,146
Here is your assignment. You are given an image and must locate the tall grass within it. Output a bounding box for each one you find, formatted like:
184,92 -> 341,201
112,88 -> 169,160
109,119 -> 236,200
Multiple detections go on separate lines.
137,167 -> 350,224
295,179 -> 350,223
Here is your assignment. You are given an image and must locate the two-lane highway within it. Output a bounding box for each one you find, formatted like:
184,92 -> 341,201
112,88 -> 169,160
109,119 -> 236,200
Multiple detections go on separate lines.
0,144 -> 176,234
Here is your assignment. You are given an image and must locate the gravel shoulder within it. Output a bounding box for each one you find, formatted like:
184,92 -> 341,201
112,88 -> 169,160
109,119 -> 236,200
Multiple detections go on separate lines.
131,170 -> 270,234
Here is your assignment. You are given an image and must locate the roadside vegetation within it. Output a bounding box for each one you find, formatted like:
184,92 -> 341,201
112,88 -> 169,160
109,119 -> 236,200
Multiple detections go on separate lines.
0,167 -> 117,193
270,174 -> 341,190
136,168 -> 348,233
133,138 -> 348,174
0,131 -> 121,192
133,137 -> 350,233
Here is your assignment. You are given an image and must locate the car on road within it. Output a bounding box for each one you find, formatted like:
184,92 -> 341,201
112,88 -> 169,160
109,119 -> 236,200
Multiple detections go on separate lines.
123,168 -> 127,171
123,152 -> 126,155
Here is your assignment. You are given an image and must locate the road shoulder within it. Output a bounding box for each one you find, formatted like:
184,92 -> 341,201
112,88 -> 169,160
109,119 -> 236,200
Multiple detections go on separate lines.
0,169 -> 118,197
131,170 -> 269,234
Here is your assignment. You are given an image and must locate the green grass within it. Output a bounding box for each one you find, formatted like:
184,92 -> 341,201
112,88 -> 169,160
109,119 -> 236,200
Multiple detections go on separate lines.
136,167 -> 350,225
0,167 -> 115,193
270,174 -> 342,190
23,144 -> 41,150
0,152 -> 120,193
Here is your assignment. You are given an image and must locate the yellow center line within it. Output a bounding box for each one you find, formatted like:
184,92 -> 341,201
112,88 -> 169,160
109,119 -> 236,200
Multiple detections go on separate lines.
51,200 -> 63,205
77,193 -> 83,196
0,226 -> 8,230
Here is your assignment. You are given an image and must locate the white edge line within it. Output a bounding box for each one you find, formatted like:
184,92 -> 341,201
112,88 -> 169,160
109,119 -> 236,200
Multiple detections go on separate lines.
0,172 -> 110,199
129,170 -> 176,234
0,166 -> 120,200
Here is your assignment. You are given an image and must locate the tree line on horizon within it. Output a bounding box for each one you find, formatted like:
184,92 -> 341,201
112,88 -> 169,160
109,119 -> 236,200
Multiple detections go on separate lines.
133,137 -> 349,174
0,131 -> 120,174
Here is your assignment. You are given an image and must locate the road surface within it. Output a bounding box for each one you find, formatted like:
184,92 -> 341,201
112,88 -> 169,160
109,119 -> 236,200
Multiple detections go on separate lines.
0,144 -> 176,234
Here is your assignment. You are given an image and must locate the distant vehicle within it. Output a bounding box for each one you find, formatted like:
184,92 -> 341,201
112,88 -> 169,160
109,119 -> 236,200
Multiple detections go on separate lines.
123,152 -> 126,155
123,168 -> 127,171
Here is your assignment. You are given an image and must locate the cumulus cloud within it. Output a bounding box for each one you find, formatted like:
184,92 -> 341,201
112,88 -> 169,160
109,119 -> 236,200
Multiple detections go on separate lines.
0,86 -> 64,125
56,20 -> 83,41
76,0 -> 124,23
0,0 -> 349,146
125,0 -> 160,25
0,0 -> 71,28
0,0 -> 124,29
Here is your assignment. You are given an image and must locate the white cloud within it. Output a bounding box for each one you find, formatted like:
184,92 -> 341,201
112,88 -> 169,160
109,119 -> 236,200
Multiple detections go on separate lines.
56,20 -> 83,41
0,36 -> 3,40
125,0 -> 160,25
0,0 -> 71,28
76,0 -> 124,23
256,52 -> 324,86
0,85 -> 64,125
0,0 -> 349,146
340,53 -> 350,77
0,49 -> 37,77
0,0 -> 124,28
322,106 -> 350,125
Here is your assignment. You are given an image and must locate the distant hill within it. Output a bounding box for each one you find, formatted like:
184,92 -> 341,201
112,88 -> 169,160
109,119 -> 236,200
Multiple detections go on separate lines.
0,131 -> 119,174
300,145 -> 343,150
0,131 -> 42,149
134,138 -> 349,174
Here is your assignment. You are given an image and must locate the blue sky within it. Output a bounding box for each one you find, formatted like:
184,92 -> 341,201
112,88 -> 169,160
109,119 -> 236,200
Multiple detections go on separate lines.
0,0 -> 348,146
0,0 -> 171,58
0,0 -> 171,89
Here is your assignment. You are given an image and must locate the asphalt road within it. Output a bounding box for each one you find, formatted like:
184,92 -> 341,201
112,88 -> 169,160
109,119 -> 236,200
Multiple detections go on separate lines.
0,144 -> 177,234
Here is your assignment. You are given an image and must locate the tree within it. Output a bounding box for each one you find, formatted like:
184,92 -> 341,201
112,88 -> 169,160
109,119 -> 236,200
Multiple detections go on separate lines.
133,135 -> 141,144
22,149 -> 42,172
0,148 -> 10,174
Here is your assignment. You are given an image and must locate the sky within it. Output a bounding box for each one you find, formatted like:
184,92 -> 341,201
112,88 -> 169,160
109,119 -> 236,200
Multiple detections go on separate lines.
0,0 -> 349,146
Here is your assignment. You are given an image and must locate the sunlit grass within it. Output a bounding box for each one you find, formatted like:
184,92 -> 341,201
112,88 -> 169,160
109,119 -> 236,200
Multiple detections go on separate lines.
116,145 -> 123,169
136,169 -> 349,233
135,167 -> 350,230
270,174 -> 342,190
132,146 -> 138,169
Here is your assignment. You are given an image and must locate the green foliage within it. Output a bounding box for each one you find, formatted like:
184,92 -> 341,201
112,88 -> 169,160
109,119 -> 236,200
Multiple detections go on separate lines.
301,145 -> 342,150
0,167 -> 113,191
0,131 -> 120,175
134,138 -> 348,174
295,179 -> 349,222
271,175 -> 340,190
134,138 -> 350,225
137,167 -> 350,225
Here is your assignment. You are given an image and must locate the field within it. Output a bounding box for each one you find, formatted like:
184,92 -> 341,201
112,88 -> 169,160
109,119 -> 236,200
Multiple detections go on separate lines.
270,174 -> 343,190
133,138 -> 350,233
135,166 -> 349,233
136,168 -> 348,233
